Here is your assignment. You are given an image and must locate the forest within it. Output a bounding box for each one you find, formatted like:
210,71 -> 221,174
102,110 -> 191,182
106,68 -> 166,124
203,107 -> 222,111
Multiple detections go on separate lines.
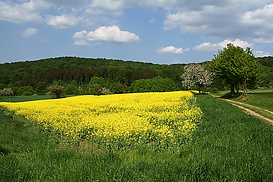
0,56 -> 272,96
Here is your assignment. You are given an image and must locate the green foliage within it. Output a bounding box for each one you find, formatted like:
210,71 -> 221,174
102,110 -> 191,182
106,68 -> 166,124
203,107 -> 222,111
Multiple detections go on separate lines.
0,57 -> 184,91
64,84 -> 79,95
88,77 -> 112,95
35,82 -> 47,95
1,56 -> 272,95
235,92 -> 273,111
111,82 -> 129,94
47,85 -> 64,98
0,95 -> 51,102
209,44 -> 261,95
130,76 -> 180,92
88,83 -> 111,95
16,86 -> 34,96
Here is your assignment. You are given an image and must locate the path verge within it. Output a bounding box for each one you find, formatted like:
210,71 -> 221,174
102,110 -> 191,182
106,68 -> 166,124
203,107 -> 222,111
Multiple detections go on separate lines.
224,99 -> 273,125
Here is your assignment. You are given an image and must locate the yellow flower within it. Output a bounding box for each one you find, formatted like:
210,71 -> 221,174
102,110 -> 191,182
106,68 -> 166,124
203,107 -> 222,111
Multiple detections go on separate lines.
0,91 -> 202,146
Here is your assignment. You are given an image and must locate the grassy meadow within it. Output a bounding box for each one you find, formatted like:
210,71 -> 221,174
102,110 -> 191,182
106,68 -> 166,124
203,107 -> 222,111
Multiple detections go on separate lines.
1,93 -> 273,181
234,92 -> 273,111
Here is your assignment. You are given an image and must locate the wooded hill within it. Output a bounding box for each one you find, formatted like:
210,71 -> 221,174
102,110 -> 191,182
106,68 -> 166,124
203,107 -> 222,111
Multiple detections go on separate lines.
0,56 -> 272,96
0,57 -> 185,95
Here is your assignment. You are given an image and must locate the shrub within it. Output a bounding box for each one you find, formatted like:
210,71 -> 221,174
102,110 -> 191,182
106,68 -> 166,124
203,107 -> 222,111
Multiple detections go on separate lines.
0,88 -> 14,97
47,85 -> 64,98
89,84 -> 111,95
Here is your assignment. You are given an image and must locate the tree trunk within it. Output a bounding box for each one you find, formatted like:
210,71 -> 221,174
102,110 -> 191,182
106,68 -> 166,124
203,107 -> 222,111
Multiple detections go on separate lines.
231,84 -> 235,96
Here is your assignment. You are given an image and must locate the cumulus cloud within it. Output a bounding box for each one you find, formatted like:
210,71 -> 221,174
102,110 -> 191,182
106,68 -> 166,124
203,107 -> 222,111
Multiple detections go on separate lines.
1,0 -> 273,47
194,39 -> 253,52
73,25 -> 140,45
22,28 -> 38,37
157,46 -> 184,54
218,39 -> 253,49
72,30 -> 89,46
163,1 -> 273,40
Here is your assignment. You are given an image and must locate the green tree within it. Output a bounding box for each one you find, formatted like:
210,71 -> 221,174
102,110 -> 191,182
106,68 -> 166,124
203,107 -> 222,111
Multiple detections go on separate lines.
17,86 -> 34,96
89,84 -> 111,95
181,64 -> 214,93
35,82 -> 47,95
130,76 -> 179,93
88,77 -> 112,95
47,85 -> 64,98
208,43 -> 260,96
64,84 -> 79,95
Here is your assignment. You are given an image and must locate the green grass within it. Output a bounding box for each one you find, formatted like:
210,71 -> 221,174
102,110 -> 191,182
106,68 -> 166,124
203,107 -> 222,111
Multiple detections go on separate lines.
0,95 -> 52,102
1,95 -> 273,181
234,92 -> 273,111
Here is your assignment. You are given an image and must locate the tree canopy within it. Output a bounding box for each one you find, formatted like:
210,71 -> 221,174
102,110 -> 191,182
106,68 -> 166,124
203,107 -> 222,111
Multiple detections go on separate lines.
208,44 -> 261,96
0,56 -> 272,96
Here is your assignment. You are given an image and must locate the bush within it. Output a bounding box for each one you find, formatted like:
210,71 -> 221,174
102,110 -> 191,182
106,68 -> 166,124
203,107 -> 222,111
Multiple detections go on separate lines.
47,85 -> 64,98
130,76 -> 180,93
0,88 -> 14,97
89,84 -> 111,95
35,82 -> 47,95
17,86 -> 34,96
64,84 -> 79,95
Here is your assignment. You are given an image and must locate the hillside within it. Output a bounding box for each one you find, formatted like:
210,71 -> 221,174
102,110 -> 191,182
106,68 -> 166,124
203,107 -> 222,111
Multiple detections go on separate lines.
0,57 -> 185,87
0,57 -> 187,95
0,56 -> 272,96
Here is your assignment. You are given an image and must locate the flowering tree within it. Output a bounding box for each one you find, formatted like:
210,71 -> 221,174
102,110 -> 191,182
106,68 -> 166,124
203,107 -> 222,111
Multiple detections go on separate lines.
0,88 -> 14,97
181,64 -> 214,93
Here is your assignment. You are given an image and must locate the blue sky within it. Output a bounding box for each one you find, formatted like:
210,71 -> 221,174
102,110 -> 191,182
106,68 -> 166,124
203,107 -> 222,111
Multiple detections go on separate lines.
1,0 -> 273,64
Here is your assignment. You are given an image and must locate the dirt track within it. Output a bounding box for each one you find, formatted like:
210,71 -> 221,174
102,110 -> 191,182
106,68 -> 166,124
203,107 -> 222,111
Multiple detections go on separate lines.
224,99 -> 273,125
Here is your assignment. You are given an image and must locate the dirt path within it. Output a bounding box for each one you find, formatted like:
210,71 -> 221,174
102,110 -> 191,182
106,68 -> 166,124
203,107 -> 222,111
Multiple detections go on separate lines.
224,99 -> 273,125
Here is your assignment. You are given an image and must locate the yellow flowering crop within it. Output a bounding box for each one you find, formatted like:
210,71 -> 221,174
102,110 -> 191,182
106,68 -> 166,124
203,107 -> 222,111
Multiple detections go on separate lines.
0,91 -> 202,148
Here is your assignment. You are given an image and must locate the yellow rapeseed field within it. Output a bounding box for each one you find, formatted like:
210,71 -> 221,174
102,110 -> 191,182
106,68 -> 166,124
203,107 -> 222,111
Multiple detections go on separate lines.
0,91 -> 202,147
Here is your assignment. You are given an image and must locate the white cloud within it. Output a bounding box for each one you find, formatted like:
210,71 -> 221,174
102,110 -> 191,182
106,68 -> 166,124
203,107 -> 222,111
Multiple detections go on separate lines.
46,14 -> 82,29
218,39 -> 253,49
87,0 -> 128,16
1,0 -> 273,47
72,30 -> 89,46
163,2 -> 273,40
193,42 -> 219,52
157,46 -> 184,54
73,25 -> 140,45
0,0 -> 49,23
254,51 -> 271,57
194,39 -> 253,52
22,28 -> 38,37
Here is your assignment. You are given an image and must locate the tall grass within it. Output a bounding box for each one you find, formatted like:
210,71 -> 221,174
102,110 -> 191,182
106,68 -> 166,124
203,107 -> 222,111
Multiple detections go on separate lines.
1,94 -> 273,181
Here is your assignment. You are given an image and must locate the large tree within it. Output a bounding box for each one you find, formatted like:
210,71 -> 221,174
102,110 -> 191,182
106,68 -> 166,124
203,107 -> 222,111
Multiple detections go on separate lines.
208,43 -> 260,96
181,64 -> 214,93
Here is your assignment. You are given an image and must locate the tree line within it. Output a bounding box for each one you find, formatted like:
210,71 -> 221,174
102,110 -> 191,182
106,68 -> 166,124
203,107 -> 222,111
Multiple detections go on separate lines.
0,49 -> 273,98
0,57 -> 184,96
